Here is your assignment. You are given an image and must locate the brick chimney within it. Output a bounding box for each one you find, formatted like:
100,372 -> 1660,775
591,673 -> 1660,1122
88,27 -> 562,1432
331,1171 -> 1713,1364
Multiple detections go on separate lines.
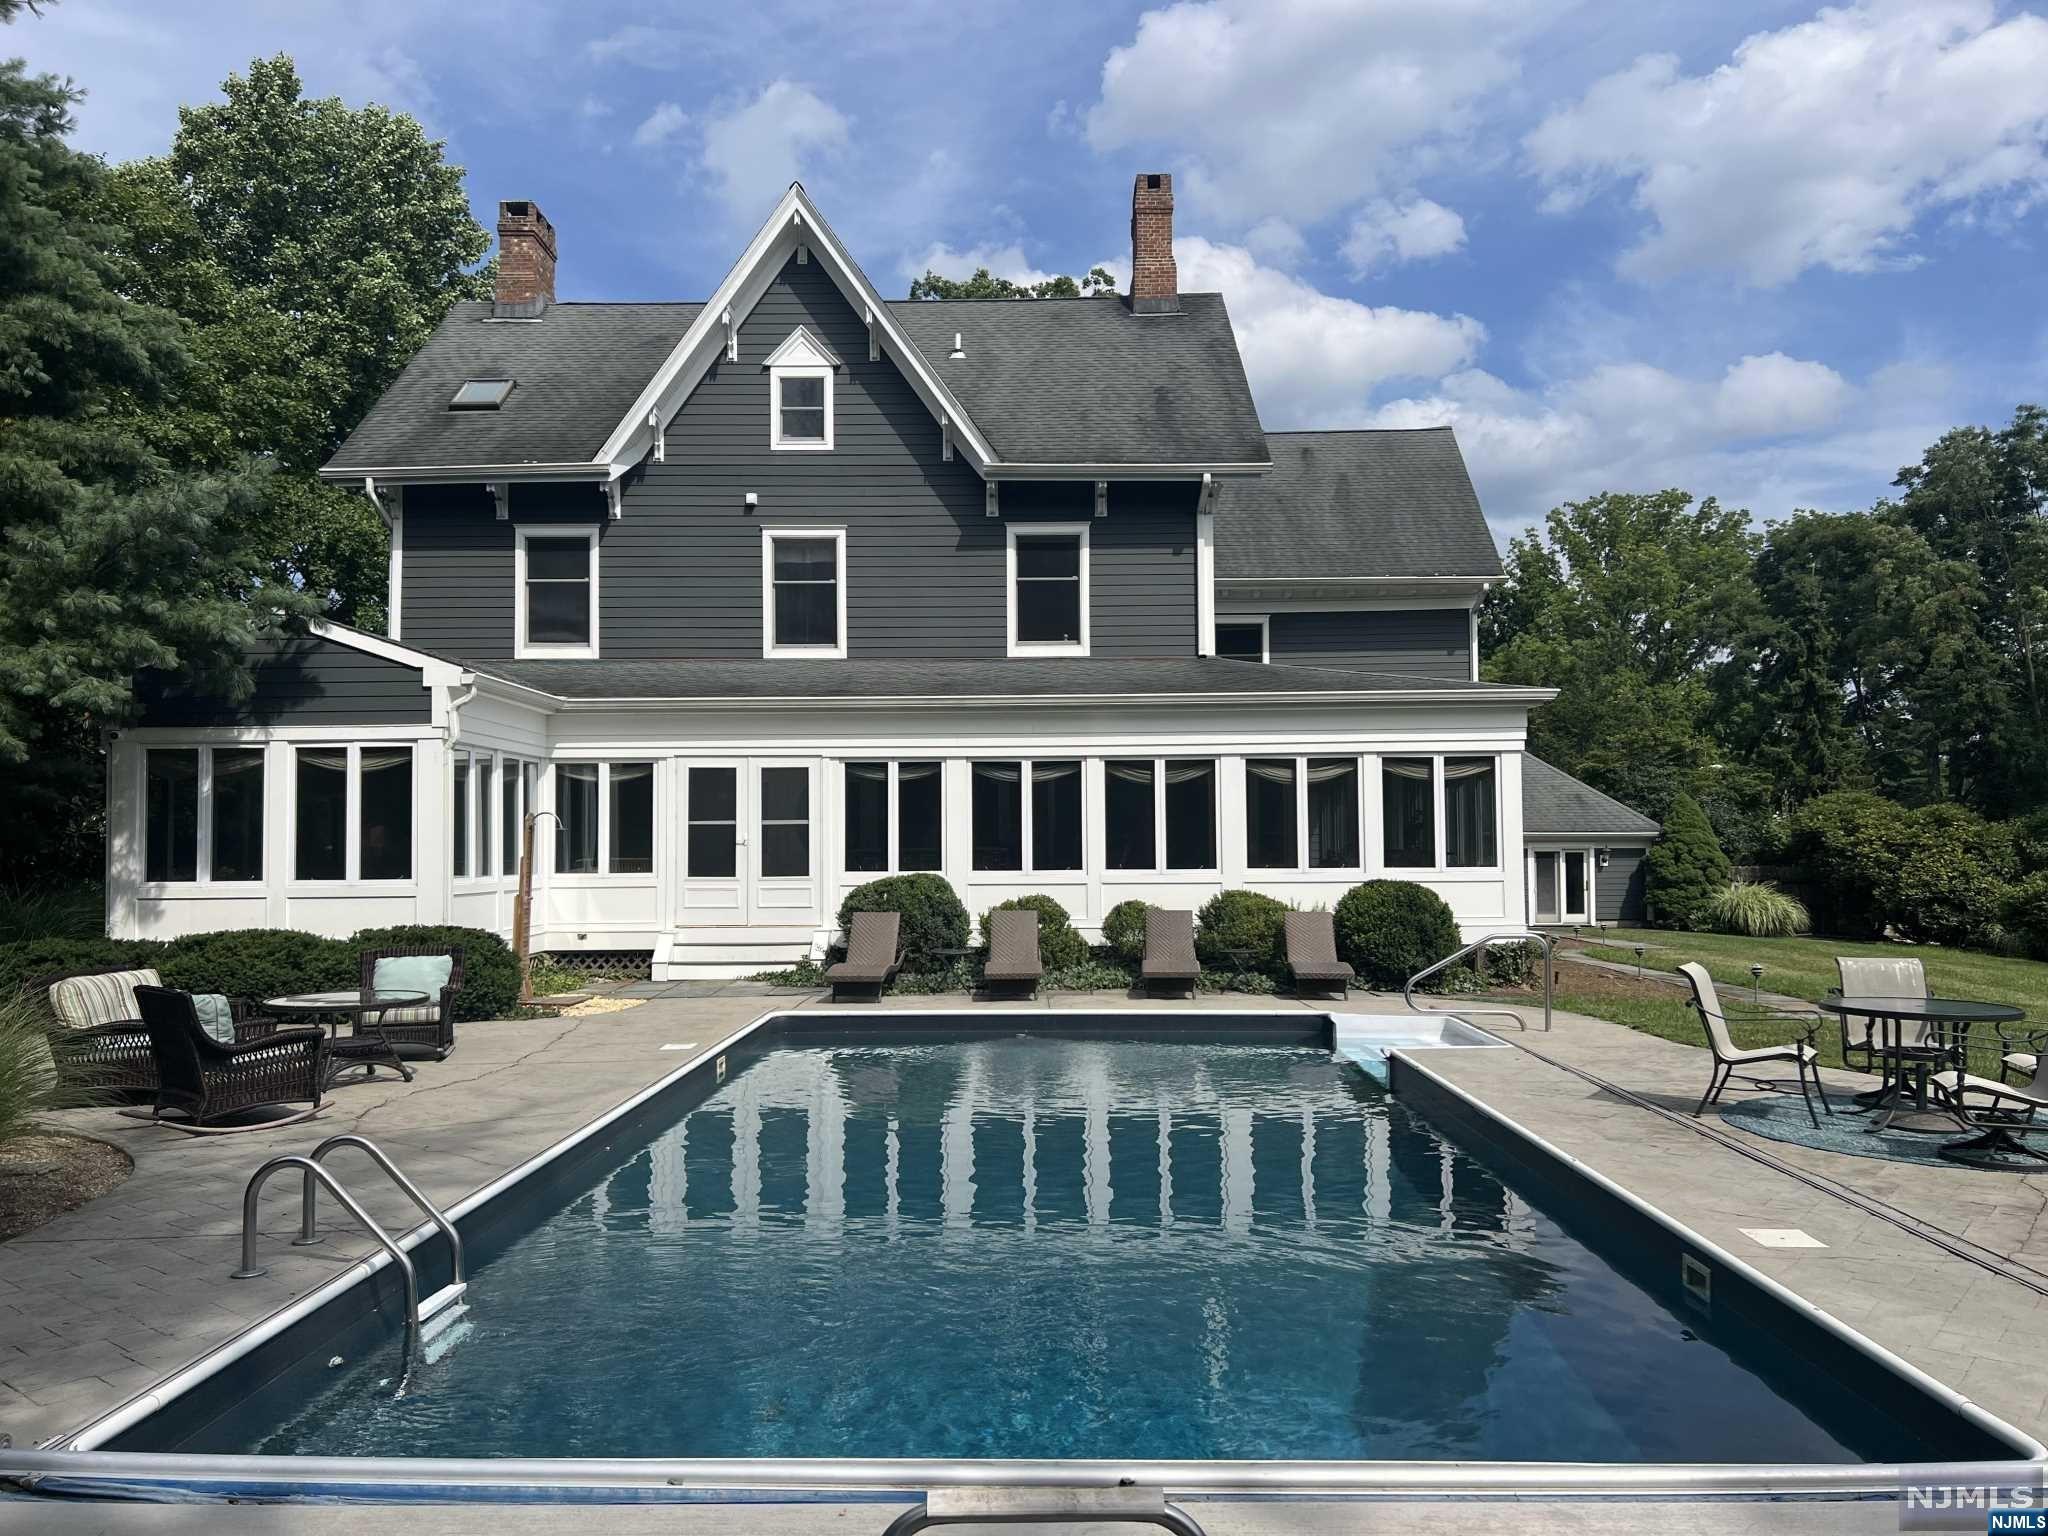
495,200 -> 556,317
1129,172 -> 1178,314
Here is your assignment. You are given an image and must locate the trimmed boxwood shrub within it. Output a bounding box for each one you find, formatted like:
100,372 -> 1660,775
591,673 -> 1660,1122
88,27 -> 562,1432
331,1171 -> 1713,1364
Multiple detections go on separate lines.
978,894 -> 1089,970
1644,793 -> 1731,930
1195,889 -> 1291,974
1334,880 -> 1460,990
837,873 -> 969,973
347,924 -> 522,1021
1101,900 -> 1151,965
157,930 -> 353,1004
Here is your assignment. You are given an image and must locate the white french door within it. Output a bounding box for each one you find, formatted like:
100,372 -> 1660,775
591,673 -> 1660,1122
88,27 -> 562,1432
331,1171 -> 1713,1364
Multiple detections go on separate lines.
1530,849 -> 1591,925
676,758 -> 821,930
679,760 -> 745,927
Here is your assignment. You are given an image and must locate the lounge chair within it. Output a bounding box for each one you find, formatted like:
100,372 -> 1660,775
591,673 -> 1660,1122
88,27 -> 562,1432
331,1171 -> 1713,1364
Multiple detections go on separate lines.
132,986 -> 326,1134
1680,962 -> 1830,1128
829,911 -> 902,1002
34,965 -> 278,1097
1831,956 -> 1932,1078
982,908 -> 1044,999
1140,909 -> 1199,998
1284,911 -> 1354,999
355,945 -> 466,1060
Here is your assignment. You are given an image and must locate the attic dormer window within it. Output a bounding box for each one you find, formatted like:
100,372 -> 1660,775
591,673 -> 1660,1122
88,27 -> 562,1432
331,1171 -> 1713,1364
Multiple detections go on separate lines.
763,326 -> 838,451
450,378 -> 514,411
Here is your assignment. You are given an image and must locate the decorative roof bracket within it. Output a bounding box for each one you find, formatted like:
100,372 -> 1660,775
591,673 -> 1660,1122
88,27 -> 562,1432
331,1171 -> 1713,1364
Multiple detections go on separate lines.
985,480 -> 1000,519
723,307 -> 737,364
1095,479 -> 1109,519
487,482 -> 509,521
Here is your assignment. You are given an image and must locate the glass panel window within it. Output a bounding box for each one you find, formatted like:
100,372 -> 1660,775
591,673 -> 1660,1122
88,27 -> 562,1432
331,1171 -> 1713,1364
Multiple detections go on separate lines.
1383,758 -> 1435,869
1215,622 -> 1265,662
1246,758 -> 1298,869
145,749 -> 199,883
759,767 -> 809,878
1164,761 -> 1216,870
770,534 -> 839,650
1445,756 -> 1497,868
1104,760 -> 1156,871
845,762 -> 889,873
1564,851 -> 1587,916
556,763 -> 599,874
452,755 -> 470,878
1014,534 -> 1083,646
609,762 -> 655,874
1306,758 -> 1360,869
210,748 -> 264,882
972,761 -> 1023,871
524,535 -> 592,648
1031,761 -> 1082,871
294,748 -> 347,881
476,755 -> 495,878
688,767 -> 737,879
897,761 -> 942,872
358,747 -> 413,881
502,758 -> 522,877
778,374 -> 826,442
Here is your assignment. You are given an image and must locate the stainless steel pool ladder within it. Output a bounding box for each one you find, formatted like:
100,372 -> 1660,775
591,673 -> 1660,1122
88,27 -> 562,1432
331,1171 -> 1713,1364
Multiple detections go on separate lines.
230,1134 -> 468,1339
1404,928 -> 1554,1032
881,1487 -> 1207,1536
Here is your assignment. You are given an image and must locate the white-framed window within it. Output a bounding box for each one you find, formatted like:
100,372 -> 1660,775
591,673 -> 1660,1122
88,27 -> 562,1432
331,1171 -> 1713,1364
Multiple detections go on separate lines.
765,327 -> 839,451
293,743 -> 415,884
452,749 -> 504,881
143,745 -> 265,885
844,760 -> 943,874
1214,616 -> 1268,663
514,524 -> 599,659
971,759 -> 1082,872
762,527 -> 848,658
1382,754 -> 1499,871
1104,758 -> 1217,872
1006,523 -> 1090,656
553,760 -> 655,876
1246,756 -> 1363,872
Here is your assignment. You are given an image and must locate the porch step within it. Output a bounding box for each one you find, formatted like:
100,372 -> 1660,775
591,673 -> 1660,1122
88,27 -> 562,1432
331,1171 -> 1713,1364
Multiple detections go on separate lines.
653,926 -> 822,982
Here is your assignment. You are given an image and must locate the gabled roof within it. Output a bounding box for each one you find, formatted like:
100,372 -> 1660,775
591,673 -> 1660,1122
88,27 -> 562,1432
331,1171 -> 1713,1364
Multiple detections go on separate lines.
1217,428 -> 1502,581
1522,755 -> 1662,839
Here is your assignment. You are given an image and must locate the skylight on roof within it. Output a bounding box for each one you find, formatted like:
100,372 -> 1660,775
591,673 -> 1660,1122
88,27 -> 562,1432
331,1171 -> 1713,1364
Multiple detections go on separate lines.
450,378 -> 514,410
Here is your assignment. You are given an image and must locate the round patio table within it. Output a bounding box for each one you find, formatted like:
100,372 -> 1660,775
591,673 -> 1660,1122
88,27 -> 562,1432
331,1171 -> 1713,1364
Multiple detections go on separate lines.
263,990 -> 429,1089
1816,995 -> 2026,1138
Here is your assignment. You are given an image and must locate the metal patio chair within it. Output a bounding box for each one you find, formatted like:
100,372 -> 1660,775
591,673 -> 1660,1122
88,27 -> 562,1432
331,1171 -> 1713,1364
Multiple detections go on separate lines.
1680,961 -> 1830,1129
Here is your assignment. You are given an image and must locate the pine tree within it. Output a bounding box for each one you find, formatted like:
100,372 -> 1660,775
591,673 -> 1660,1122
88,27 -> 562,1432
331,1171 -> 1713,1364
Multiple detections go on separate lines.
1645,793 -> 1732,931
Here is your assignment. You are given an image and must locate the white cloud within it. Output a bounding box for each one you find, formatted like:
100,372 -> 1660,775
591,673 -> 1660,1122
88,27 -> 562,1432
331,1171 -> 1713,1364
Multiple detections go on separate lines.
1526,0 -> 2048,284
904,242 -> 1059,288
1713,352 -> 1849,437
577,96 -> 614,121
586,24 -> 687,67
699,81 -> 851,226
631,102 -> 687,149
1084,0 -> 1549,229
1341,197 -> 1467,275
1242,217 -> 1306,266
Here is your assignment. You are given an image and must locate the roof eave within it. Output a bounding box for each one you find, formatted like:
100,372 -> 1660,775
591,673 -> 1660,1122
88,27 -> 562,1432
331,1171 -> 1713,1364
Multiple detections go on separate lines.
465,682 -> 1556,711
316,462 -> 613,485
986,461 -> 1273,480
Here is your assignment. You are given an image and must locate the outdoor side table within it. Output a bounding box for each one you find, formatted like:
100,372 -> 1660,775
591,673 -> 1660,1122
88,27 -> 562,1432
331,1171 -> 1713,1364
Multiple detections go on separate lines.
263,990 -> 429,1088
1219,947 -> 1261,992
931,946 -> 979,994
1817,995 -> 2025,1135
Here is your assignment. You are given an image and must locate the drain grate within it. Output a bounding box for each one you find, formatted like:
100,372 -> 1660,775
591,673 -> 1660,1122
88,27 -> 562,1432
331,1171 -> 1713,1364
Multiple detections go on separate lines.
1740,1227 -> 1828,1249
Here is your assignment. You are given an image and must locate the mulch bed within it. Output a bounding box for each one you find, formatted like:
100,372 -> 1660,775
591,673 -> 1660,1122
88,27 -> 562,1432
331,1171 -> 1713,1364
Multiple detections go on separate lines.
0,1131 -> 132,1241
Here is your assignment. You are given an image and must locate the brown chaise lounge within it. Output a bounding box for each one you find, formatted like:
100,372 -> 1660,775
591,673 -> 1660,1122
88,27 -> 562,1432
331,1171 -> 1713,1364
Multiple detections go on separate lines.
1285,911 -> 1355,1000
829,911 -> 902,1002
983,908 -> 1044,999
1140,909 -> 1200,998
133,985 -> 327,1134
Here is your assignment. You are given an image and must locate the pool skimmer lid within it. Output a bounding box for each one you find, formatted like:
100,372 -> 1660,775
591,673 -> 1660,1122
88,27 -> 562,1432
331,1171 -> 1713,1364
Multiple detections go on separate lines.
1740,1228 -> 1828,1249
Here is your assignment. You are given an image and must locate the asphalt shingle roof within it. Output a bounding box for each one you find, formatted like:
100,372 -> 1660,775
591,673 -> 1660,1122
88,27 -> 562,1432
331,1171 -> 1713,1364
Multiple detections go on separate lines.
464,655 -> 1531,702
1217,428 -> 1502,581
1522,755 -> 1662,838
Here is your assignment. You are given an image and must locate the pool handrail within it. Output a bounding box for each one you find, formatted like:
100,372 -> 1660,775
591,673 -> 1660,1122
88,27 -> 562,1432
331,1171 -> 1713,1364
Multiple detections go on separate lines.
301,1133 -> 467,1293
1404,929 -> 1553,1032
230,1154 -> 421,1339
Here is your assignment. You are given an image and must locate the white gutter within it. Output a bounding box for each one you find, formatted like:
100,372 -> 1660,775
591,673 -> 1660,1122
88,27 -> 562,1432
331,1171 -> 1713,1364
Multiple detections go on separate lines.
316,462 -> 614,485
530,685 -> 1559,712
985,461 -> 1272,480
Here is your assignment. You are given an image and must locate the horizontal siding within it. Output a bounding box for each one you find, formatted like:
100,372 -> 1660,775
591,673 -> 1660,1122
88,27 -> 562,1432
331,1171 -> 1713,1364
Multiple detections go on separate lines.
1597,848 -> 1649,924
398,257 -> 1198,660
1266,609 -> 1471,679
136,637 -> 429,726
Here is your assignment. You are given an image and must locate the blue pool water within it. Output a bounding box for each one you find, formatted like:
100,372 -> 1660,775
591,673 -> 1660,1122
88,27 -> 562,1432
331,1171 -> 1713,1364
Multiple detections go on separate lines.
249,1033 -> 1906,1462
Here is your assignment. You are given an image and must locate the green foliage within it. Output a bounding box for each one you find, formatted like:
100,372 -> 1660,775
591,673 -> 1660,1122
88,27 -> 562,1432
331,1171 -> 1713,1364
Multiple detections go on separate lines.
1784,791 -> 1912,936
908,265 -> 1117,300
837,874 -> 969,972
1644,793 -> 1731,929
0,937 -> 161,997
0,989 -> 106,1150
978,894 -> 1089,969
155,929 -> 352,1001
0,882 -> 104,945
1703,880 -> 1812,938
524,956 -> 583,997
1474,939 -> 1545,987
1333,881 -> 1461,990
1887,806 -> 2016,947
1100,900 -> 1152,964
2015,810 -> 2048,876
346,924 -> 520,1021
2002,874 -> 2048,960
1194,889 -> 1291,974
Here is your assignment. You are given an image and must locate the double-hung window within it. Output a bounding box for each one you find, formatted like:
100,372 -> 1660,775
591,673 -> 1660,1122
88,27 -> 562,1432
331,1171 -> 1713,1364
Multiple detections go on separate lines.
143,745 -> 265,884
294,744 -> 414,883
766,326 -> 837,450
972,760 -> 1081,872
1246,757 -> 1362,871
516,526 -> 598,659
555,761 -> 656,876
1007,525 -> 1089,655
763,528 -> 847,657
845,761 -> 943,873
1104,759 -> 1217,871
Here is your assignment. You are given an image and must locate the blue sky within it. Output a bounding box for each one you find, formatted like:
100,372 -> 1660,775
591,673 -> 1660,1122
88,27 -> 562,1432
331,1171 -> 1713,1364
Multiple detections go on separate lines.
21,0 -> 2048,540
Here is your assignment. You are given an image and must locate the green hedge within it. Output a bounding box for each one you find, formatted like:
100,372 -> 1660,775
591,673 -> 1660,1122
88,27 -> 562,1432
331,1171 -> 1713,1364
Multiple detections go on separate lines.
1100,900 -> 1151,965
1194,889 -> 1291,974
977,894 -> 1089,969
2002,873 -> 2048,960
837,873 -> 969,973
156,930 -> 353,1002
1334,880 -> 1461,990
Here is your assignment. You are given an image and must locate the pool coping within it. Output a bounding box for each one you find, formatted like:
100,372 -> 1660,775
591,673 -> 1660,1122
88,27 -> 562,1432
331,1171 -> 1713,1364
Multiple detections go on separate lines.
2,1009 -> 2041,1504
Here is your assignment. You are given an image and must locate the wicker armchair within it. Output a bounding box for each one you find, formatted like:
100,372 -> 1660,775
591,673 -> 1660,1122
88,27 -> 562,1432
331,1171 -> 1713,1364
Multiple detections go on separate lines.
32,966 -> 279,1097
354,946 -> 465,1059
132,986 -> 326,1134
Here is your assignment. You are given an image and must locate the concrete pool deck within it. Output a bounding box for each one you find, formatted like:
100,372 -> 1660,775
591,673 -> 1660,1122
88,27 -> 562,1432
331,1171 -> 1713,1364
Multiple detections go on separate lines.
2,987 -> 2044,1533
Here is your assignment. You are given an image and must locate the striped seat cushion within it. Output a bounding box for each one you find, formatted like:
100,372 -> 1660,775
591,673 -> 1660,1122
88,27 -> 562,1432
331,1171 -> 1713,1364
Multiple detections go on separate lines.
373,1005 -> 442,1026
49,969 -> 161,1030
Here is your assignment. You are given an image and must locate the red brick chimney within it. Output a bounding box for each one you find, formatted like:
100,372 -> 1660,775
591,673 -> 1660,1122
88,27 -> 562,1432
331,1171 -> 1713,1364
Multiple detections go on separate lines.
1129,172 -> 1178,314
495,200 -> 556,316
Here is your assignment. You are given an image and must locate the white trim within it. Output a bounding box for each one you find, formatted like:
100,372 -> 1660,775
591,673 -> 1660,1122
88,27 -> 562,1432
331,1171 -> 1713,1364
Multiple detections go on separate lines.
1214,614 -> 1270,664
1101,755 -> 1220,874
286,740 -> 421,888
528,684 -> 1555,712
1469,600 -> 1482,683
1241,753 -> 1367,877
1196,482 -> 1216,657
305,619 -> 458,681
513,524 -> 600,660
768,364 -> 834,452
1377,751 -> 1504,876
761,325 -> 842,369
549,757 -> 659,878
318,461 -> 613,485
985,461 -> 1272,479
966,756 -> 1086,876
138,744 -> 270,888
761,526 -> 849,659
1005,521 -> 1091,658
387,501 -> 405,641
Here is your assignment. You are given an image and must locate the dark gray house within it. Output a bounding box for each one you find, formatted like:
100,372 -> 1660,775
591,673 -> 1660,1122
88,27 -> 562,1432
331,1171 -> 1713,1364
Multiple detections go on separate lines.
109,174 -> 1651,973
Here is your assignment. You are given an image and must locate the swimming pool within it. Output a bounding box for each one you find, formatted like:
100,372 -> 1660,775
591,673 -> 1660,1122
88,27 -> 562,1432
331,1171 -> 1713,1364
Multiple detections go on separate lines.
12,1012 -> 2040,1502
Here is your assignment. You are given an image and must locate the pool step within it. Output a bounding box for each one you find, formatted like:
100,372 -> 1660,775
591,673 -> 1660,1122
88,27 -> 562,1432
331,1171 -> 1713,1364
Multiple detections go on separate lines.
418,1282 -> 468,1325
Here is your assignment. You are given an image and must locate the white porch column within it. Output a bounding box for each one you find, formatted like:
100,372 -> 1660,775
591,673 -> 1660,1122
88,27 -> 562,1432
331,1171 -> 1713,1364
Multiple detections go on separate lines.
104,736 -> 142,939
413,735 -> 451,924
